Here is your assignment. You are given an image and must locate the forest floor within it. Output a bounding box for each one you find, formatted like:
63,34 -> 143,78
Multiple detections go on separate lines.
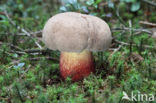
0,0 -> 156,103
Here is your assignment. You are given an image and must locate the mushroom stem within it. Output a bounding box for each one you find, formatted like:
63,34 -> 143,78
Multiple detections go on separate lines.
60,50 -> 95,81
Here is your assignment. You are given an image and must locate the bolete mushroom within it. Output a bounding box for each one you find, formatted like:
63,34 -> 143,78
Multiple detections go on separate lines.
42,12 -> 112,81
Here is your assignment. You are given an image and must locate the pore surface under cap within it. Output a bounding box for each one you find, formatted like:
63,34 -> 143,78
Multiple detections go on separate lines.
42,12 -> 112,52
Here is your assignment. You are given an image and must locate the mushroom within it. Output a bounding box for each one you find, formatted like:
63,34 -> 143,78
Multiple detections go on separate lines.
42,12 -> 112,81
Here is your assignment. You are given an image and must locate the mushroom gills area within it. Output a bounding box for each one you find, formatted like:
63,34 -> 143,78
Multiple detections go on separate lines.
60,50 -> 94,81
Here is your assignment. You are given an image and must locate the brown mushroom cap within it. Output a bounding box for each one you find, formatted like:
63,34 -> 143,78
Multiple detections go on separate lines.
42,12 -> 112,52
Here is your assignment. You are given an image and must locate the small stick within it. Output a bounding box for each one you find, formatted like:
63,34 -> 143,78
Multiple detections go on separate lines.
28,57 -> 59,62
142,0 -> 156,7
110,44 -> 124,55
111,27 -> 152,34
115,39 -> 156,49
139,21 -> 156,27
24,49 -> 47,53
14,84 -> 24,103
129,20 -> 133,55
18,30 -> 42,37
4,11 -> 43,49
0,41 -> 23,51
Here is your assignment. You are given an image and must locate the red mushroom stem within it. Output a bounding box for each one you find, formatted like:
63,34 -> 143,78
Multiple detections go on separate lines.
60,50 -> 95,81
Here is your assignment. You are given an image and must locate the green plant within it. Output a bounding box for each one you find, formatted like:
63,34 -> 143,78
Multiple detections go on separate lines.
121,0 -> 141,12
59,0 -> 88,13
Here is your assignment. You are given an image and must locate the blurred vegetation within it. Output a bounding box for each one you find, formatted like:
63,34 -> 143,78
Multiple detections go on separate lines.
0,0 -> 156,103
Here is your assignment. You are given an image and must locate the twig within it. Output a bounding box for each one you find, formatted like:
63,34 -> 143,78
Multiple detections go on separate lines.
28,57 -> 59,62
0,41 -> 23,51
0,42 -> 58,57
10,49 -> 52,55
18,30 -> 42,37
0,97 -> 8,100
0,49 -> 11,55
129,20 -> 133,55
110,44 -> 124,55
111,27 -> 152,34
0,41 -> 58,58
15,85 -> 24,103
20,28 -> 42,49
4,11 -> 16,26
16,48 -> 59,56
10,50 -> 26,55
19,65 -> 31,80
142,0 -> 156,7
115,39 -> 156,49
139,21 -> 156,27
114,5 -> 127,26
4,11 -> 43,49
24,49 -> 47,53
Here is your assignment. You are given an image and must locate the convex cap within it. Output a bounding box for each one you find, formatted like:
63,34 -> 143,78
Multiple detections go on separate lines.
42,12 -> 112,52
